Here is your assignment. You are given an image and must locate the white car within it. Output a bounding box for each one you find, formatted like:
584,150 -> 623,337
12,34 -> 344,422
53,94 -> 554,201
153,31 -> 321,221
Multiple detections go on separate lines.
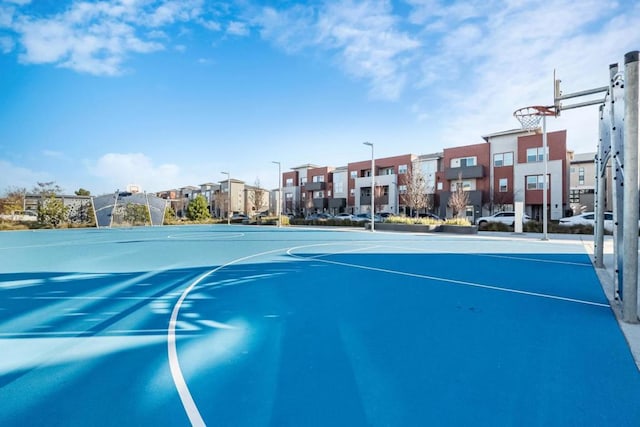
476,211 -> 531,227
558,212 -> 614,231
333,213 -> 354,221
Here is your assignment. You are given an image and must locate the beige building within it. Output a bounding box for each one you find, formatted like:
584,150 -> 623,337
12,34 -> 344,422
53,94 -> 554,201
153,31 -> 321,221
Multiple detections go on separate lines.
569,152 -> 612,214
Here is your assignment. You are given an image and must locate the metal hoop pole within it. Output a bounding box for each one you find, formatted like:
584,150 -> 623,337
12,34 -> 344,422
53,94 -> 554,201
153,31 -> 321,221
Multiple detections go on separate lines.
542,115 -> 548,240
622,51 -> 639,323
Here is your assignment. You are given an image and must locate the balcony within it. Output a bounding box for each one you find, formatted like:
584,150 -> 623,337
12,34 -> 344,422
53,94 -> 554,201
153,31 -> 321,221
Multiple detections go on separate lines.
305,181 -> 326,191
445,165 -> 485,180
361,195 -> 389,206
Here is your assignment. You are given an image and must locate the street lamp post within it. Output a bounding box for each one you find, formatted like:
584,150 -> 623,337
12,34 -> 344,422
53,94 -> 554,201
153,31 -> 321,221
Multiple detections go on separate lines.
363,142 -> 375,232
272,161 -> 282,228
221,171 -> 230,225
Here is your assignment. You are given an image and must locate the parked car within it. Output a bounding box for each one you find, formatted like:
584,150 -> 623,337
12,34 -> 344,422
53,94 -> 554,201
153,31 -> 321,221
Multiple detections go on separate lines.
353,213 -> 383,223
230,213 -> 249,223
0,211 -> 37,222
305,213 -> 333,221
476,211 -> 531,228
418,212 -> 442,220
334,213 -> 354,221
558,211 -> 614,231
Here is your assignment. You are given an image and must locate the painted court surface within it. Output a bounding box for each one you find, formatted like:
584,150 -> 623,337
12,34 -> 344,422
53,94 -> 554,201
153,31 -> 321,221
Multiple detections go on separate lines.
0,226 -> 639,426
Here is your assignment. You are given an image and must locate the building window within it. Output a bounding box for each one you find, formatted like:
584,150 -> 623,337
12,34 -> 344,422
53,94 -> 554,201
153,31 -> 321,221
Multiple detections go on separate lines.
398,164 -> 408,174
313,191 -> 324,198
350,188 -> 355,196
570,189 -> 579,203
361,188 -> 371,197
526,147 -> 548,163
437,182 -> 443,190
499,178 -> 508,192
312,175 -> 324,183
494,152 -> 513,167
285,193 -> 293,200
335,182 -> 343,193
451,180 -> 473,191
350,171 -> 357,179
382,186 -> 389,196
285,178 -> 293,187
460,156 -> 476,167
300,177 -> 307,185
451,156 -> 477,168
526,175 -> 546,190
327,190 -> 332,197
578,167 -> 585,185
399,185 -> 407,194
382,167 -> 394,175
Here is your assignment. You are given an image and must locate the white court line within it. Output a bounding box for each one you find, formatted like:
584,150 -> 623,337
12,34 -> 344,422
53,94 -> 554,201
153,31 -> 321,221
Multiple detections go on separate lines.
377,244 -> 593,267
167,247 -> 288,427
167,232 -> 245,240
286,245 -> 609,308
303,244 -> 385,260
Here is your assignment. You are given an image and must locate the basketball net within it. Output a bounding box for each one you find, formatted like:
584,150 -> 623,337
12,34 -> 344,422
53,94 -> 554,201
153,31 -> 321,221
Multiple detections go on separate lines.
513,106 -> 556,131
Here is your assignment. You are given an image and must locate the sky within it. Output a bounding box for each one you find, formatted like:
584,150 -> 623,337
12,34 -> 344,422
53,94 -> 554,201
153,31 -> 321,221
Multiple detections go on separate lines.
0,0 -> 638,196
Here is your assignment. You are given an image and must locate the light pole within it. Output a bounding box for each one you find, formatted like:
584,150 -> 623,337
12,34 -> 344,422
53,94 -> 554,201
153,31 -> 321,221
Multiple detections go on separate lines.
272,161 -> 282,228
363,141 -> 375,232
221,171 -> 230,225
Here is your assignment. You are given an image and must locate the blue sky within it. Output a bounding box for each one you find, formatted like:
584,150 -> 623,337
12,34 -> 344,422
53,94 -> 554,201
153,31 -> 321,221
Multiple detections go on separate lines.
0,0 -> 638,195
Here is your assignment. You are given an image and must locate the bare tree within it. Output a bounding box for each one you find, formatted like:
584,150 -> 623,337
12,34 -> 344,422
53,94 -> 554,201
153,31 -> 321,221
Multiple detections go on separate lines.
214,189 -> 226,218
448,174 -> 469,218
404,164 -> 429,217
33,181 -> 63,197
0,186 -> 26,214
247,178 -> 266,214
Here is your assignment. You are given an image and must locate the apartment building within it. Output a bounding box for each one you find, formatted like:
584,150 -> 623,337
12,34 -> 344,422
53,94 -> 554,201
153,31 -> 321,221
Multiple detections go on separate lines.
434,129 -> 570,223
282,164 -> 319,216
568,152 -> 613,214
436,142 -> 490,221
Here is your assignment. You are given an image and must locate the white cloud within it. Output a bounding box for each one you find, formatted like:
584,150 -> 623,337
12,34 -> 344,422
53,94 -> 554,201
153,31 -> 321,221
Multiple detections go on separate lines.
404,0 -> 640,152
6,0 -> 210,75
87,153 -> 183,193
0,160 -> 50,192
255,0 -> 420,100
226,20 -> 249,36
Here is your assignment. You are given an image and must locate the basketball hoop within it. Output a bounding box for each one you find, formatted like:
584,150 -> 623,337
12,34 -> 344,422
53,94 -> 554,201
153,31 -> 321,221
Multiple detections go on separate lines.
513,106 -> 557,131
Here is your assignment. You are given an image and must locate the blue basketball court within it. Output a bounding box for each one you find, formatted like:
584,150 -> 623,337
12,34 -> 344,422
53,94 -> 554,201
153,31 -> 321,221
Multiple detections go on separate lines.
1,226 -> 639,426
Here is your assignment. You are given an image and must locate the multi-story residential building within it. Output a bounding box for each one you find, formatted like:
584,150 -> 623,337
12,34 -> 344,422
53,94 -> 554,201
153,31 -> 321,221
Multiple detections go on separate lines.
303,166 -> 334,213
436,142 -> 490,221
348,154 -> 418,215
329,166 -> 348,215
435,129 -> 570,223
217,178 -> 245,218
282,164 -> 319,216
568,152 -> 612,214
243,184 -> 270,215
